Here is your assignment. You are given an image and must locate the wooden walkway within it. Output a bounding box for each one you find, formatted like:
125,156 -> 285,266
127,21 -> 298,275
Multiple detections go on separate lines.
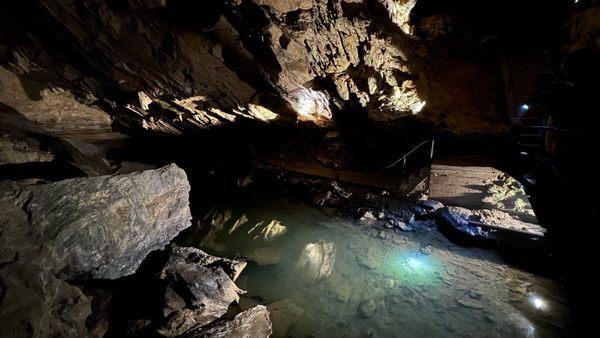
262,158 -> 428,193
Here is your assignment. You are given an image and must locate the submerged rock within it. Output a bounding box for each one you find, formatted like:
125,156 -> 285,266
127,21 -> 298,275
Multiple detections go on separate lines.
182,305 -> 272,338
258,220 -> 288,241
296,240 -> 336,280
0,164 -> 192,280
358,298 -> 378,318
247,247 -> 281,266
357,248 -> 379,270
267,299 -> 305,337
158,247 -> 246,336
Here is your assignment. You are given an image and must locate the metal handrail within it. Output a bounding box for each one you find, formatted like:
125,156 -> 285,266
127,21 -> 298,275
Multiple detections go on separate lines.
383,138 -> 434,170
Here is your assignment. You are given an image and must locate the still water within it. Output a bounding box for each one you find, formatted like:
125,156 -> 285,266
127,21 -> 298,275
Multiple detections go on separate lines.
180,194 -> 572,337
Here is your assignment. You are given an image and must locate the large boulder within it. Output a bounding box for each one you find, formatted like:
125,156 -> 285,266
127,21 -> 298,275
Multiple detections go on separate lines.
158,247 -> 247,336
0,163 -> 192,280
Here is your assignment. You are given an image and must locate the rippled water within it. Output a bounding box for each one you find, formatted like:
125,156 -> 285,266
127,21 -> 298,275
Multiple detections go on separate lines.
180,195 -> 573,337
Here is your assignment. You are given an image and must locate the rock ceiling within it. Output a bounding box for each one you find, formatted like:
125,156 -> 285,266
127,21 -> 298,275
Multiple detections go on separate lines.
2,0 -> 574,137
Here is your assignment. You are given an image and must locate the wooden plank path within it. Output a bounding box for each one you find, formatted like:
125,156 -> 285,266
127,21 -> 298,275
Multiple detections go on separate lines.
262,158 -> 428,193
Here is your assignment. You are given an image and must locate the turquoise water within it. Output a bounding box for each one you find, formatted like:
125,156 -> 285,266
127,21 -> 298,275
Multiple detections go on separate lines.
180,196 -> 572,337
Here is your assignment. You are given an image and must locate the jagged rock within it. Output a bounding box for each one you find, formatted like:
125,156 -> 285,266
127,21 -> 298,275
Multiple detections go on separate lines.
165,246 -> 247,283
359,210 -> 378,224
0,262 -> 94,337
0,65 -> 112,136
182,305 -> 272,338
421,199 -> 445,213
0,0 -> 509,134
158,247 -> 246,336
331,181 -> 352,199
267,299 -> 305,337
0,164 -> 191,280
0,132 -> 53,165
447,206 -> 545,236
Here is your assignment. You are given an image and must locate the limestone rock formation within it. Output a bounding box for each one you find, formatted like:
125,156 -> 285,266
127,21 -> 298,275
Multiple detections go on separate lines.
0,65 -> 112,136
0,164 -> 192,280
0,0 -> 509,135
183,305 -> 272,338
158,247 -> 247,336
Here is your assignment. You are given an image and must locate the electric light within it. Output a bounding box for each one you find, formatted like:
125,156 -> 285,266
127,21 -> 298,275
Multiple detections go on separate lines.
530,296 -> 546,310
520,104 -> 530,113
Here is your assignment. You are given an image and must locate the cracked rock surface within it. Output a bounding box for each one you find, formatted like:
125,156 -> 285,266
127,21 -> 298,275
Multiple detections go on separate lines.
158,246 -> 247,336
0,164 -> 192,280
0,0 -> 508,135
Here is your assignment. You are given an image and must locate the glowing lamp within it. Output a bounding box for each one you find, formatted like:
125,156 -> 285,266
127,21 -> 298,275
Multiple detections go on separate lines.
530,296 -> 546,310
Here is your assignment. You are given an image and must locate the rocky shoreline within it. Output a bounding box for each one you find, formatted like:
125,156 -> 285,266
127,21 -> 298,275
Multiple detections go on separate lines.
0,164 -> 272,337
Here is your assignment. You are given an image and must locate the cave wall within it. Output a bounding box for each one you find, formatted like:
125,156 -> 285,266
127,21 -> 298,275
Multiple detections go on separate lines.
0,0 -> 534,137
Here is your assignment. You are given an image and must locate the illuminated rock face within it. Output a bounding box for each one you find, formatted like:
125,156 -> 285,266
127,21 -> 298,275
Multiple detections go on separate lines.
0,164 -> 192,280
158,247 -> 246,336
0,0 -> 508,134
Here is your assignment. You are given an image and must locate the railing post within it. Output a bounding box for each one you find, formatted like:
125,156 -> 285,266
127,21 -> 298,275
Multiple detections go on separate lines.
429,139 -> 435,160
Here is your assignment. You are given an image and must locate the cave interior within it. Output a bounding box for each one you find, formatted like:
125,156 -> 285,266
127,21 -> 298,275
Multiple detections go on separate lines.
1,0 -> 599,337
